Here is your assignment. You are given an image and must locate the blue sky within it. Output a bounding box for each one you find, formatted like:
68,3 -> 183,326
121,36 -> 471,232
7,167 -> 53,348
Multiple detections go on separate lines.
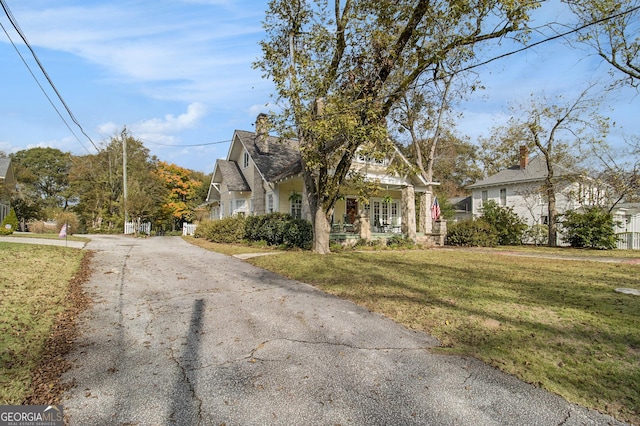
1,0 -> 637,174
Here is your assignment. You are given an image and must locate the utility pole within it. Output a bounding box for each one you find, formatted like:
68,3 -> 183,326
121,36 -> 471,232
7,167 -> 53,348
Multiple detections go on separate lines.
123,130 -> 128,225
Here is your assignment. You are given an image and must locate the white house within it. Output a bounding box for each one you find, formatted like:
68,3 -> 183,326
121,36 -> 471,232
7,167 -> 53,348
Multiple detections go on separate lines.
0,157 -> 15,224
467,147 -> 610,243
612,203 -> 640,249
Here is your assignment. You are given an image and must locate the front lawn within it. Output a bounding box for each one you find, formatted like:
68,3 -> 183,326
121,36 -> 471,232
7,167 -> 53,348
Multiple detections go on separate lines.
245,248 -> 639,424
0,243 -> 86,404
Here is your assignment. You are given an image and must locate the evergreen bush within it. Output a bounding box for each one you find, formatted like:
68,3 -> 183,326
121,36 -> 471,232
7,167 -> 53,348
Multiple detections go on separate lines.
386,234 -> 415,248
561,208 -> 618,250
0,209 -> 19,235
194,216 -> 246,243
446,219 -> 498,247
245,213 -> 311,249
524,224 -> 549,246
481,200 -> 527,245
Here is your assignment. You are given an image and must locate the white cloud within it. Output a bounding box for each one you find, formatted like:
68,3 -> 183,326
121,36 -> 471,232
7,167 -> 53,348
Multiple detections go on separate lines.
14,2 -> 264,85
97,122 -> 120,136
132,103 -> 208,134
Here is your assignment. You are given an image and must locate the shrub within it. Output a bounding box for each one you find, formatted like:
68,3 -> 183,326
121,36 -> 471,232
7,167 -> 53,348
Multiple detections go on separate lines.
26,220 -> 58,234
245,213 -> 312,249
524,224 -> 549,246
282,218 -> 313,249
561,207 -> 618,250
386,234 -> 415,249
0,209 -> 19,235
56,211 -> 80,235
447,219 -> 498,247
195,214 -> 312,249
194,216 -> 246,243
481,200 -> 527,245
193,220 -> 216,239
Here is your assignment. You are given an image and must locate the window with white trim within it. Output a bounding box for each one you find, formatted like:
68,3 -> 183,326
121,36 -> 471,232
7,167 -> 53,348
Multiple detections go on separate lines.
234,199 -> 247,216
500,188 -> 507,206
290,197 -> 302,219
243,151 -> 250,169
267,193 -> 274,213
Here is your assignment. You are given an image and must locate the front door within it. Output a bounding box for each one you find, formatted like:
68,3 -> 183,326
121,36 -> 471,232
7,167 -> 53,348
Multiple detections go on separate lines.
346,198 -> 358,224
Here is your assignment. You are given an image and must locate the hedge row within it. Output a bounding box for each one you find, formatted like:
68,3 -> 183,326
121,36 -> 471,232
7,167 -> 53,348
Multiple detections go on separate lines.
194,213 -> 313,249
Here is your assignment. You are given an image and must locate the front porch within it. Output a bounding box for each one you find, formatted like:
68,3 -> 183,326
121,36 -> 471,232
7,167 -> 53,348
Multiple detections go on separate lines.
330,220 -> 447,247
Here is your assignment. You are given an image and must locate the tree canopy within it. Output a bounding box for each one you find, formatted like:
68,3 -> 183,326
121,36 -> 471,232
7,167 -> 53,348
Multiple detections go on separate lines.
256,0 -> 539,253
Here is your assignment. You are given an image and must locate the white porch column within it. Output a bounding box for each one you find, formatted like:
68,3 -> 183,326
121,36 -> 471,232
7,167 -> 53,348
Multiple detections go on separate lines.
401,185 -> 417,242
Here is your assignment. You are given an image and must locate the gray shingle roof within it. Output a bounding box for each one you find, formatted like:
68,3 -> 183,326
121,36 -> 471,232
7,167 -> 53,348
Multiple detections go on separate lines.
467,156 -> 574,189
234,130 -> 301,182
216,160 -> 251,192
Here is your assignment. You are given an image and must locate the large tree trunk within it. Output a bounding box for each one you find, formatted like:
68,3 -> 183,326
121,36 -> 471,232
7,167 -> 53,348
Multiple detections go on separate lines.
312,206 -> 332,254
547,184 -> 558,247
303,166 -> 332,254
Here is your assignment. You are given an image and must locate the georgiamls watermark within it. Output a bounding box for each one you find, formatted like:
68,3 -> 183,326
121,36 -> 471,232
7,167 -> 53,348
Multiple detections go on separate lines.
0,405 -> 63,426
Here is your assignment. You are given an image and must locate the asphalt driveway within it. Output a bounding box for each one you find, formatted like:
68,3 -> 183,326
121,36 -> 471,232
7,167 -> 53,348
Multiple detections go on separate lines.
62,235 -> 625,425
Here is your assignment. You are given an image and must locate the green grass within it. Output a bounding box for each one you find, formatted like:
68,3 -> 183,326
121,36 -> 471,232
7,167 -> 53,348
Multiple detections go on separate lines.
183,236 -> 278,256
240,248 -> 640,424
3,233 -> 89,243
472,245 -> 640,259
0,243 -> 84,404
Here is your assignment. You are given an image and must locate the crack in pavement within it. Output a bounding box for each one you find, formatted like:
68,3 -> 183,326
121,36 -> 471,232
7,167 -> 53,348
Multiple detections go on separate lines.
557,410 -> 571,425
168,298 -> 206,425
167,345 -> 204,424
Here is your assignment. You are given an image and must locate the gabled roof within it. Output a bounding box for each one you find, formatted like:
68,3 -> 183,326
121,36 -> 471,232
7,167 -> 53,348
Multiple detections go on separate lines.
468,156 -> 574,189
234,130 -> 301,182
215,160 -> 251,192
0,157 -> 10,179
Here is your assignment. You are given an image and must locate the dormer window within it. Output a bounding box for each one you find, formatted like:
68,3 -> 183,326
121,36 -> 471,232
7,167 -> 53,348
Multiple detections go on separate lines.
354,147 -> 389,166
243,151 -> 250,169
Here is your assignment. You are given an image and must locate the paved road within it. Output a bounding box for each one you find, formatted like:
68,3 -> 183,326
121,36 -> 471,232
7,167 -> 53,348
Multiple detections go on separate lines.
62,235 -> 626,425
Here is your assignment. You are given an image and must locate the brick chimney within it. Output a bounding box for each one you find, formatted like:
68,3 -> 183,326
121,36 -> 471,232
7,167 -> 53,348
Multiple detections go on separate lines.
255,113 -> 269,154
519,145 -> 529,169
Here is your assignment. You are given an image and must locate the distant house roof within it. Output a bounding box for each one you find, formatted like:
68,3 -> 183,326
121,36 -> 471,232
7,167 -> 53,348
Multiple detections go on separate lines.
215,160 -> 251,192
467,156 -> 575,189
234,130 -> 301,183
0,157 -> 10,179
450,195 -> 472,212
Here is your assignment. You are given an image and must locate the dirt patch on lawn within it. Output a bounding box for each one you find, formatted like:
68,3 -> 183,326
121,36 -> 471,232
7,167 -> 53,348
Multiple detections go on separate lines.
21,251 -> 93,405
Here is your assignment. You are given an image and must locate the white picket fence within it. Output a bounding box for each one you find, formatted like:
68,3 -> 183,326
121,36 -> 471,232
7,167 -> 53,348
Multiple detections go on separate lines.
616,232 -> 640,250
183,223 -> 197,236
125,221 -> 151,235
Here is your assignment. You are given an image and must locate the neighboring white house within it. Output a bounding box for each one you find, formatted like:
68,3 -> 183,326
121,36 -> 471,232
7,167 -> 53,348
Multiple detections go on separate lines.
0,157 -> 15,224
205,114 -> 441,241
612,203 -> 640,250
467,147 -> 610,244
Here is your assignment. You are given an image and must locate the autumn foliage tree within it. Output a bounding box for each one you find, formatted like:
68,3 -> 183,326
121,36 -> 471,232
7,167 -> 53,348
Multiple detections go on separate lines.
155,161 -> 202,231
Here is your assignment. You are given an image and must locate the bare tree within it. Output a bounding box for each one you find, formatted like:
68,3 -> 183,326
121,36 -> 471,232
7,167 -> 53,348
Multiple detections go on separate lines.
565,0 -> 640,87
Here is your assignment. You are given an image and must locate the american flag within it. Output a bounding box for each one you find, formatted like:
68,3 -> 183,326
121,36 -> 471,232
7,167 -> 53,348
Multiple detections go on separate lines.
431,197 -> 441,221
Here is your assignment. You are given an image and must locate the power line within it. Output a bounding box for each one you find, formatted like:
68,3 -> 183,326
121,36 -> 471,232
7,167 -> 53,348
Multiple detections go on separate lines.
143,139 -> 232,147
0,19 -> 93,155
458,4 -> 640,75
0,0 -> 99,152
